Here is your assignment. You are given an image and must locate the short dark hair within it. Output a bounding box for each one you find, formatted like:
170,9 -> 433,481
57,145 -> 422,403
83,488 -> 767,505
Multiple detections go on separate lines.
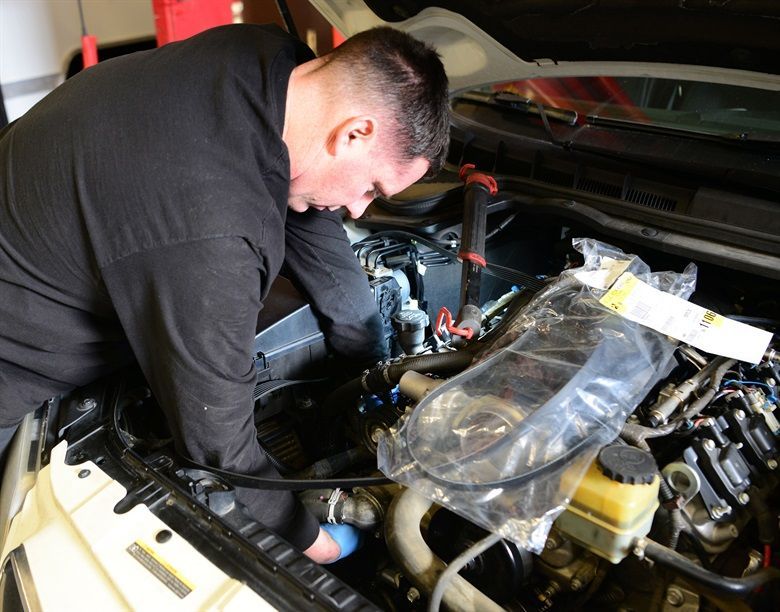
327,27 -> 450,176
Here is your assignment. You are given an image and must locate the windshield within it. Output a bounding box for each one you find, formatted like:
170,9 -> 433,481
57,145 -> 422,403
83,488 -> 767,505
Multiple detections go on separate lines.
476,76 -> 780,139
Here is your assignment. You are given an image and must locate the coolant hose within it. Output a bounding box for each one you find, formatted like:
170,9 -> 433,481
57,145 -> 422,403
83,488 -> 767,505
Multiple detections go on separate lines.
641,538 -> 780,597
320,351 -> 473,448
365,351 -> 474,394
385,488 -> 503,612
300,488 -> 384,530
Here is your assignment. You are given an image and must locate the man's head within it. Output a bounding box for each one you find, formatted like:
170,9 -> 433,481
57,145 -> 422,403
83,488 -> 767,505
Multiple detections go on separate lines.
284,27 -> 449,218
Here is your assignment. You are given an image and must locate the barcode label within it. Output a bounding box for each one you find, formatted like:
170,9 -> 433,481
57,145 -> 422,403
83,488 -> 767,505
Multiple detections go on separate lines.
629,301 -> 652,321
600,272 -> 771,364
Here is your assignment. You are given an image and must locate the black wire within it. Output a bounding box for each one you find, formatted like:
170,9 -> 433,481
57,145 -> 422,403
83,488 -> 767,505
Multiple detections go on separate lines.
76,0 -> 87,36
354,230 -> 546,292
176,457 -> 391,491
484,212 -> 518,241
111,379 -> 392,491
274,0 -> 299,40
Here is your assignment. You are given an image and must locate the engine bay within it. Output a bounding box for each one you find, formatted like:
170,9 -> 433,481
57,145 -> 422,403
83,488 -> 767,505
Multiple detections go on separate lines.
41,181 -> 779,611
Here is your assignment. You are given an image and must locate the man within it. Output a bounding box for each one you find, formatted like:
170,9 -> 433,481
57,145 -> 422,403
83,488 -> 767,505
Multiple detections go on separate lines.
0,24 -> 449,563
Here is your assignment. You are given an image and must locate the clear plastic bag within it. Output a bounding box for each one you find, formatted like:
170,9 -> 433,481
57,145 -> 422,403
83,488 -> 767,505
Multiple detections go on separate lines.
377,239 -> 697,552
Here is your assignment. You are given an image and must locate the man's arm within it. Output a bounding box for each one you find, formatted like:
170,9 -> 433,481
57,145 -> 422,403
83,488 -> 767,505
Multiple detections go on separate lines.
100,236 -> 321,551
283,209 -> 388,370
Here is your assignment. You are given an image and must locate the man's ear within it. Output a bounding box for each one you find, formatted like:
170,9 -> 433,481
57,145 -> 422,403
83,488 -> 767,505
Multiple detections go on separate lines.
327,116 -> 378,157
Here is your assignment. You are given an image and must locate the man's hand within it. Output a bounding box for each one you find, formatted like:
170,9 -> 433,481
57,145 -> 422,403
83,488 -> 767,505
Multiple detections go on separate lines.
303,524 -> 363,564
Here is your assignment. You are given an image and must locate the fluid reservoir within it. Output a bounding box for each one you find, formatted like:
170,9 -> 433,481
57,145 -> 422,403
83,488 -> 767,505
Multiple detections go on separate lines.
555,445 -> 660,563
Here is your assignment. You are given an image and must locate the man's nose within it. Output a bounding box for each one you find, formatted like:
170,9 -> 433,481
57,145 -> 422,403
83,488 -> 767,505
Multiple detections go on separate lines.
345,194 -> 374,219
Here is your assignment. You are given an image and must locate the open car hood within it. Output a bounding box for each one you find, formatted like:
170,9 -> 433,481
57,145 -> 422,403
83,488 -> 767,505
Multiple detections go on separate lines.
309,0 -> 780,92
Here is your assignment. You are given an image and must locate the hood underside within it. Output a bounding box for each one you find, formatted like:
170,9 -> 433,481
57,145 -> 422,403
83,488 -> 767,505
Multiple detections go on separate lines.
311,1 -> 780,92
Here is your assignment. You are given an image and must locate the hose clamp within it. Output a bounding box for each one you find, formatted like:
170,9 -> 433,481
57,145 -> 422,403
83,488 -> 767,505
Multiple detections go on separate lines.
327,487 -> 342,524
360,370 -> 371,393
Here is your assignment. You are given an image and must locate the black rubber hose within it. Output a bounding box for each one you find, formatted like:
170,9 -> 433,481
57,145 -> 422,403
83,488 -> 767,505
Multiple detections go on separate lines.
643,539 -> 780,597
323,351 -> 473,421
320,351 -> 473,451
658,477 -> 684,550
383,351 -> 473,387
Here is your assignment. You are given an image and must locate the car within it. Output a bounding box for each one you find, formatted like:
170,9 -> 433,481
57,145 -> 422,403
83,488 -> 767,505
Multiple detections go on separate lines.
1,1 -> 778,610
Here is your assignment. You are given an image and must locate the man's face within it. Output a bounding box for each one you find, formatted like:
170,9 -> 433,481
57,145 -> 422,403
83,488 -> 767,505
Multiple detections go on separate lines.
288,139 -> 430,219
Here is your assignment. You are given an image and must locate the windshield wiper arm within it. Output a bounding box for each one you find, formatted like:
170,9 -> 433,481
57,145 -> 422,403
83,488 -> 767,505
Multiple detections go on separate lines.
458,91 -> 578,126
586,114 -> 780,146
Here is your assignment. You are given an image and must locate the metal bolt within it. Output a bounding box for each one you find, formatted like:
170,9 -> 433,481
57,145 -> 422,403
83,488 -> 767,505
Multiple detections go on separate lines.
738,492 -> 750,505
665,587 -> 684,607
78,397 -> 97,412
711,505 -> 730,519
703,417 -> 715,427
538,581 -> 561,602
768,459 -> 778,470
735,410 -> 746,421
78,469 -> 91,479
703,439 -> 716,451
545,534 -> 561,550
370,427 -> 385,445
570,578 -> 583,591
632,538 -> 648,559
406,587 -> 420,603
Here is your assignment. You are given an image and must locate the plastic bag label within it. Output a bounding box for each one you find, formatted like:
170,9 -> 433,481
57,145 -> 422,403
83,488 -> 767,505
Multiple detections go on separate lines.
600,272 -> 771,364
573,256 -> 630,289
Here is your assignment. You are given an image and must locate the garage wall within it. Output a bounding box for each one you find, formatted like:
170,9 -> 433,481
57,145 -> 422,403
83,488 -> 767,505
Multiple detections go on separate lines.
0,0 -> 154,121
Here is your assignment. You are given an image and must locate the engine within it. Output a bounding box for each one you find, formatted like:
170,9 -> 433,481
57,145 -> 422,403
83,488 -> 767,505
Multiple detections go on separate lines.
238,218 -> 780,610
50,186 -> 779,611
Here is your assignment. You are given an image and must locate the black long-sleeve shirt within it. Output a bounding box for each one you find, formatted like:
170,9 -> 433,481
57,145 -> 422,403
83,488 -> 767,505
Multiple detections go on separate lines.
0,24 -> 384,550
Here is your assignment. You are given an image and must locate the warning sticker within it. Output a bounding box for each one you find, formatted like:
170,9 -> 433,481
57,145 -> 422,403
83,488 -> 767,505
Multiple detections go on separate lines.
127,541 -> 194,599
600,272 -> 772,364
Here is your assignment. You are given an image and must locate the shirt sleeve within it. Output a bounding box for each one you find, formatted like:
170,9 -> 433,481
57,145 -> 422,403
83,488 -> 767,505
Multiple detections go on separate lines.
283,209 -> 388,370
100,236 -> 319,550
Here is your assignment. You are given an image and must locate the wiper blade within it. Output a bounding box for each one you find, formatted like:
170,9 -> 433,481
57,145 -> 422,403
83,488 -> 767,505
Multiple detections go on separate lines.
586,114 -> 780,146
458,91 -> 578,126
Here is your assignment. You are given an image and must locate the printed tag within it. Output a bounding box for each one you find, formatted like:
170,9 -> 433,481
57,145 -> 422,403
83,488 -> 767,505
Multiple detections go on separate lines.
574,257 -> 631,290
600,272 -> 772,364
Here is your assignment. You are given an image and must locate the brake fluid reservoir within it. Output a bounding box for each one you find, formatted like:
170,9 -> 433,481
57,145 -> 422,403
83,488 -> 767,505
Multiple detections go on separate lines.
555,445 -> 660,563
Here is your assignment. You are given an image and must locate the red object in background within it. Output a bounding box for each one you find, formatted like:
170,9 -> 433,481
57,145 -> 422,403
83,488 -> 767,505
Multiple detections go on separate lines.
152,0 -> 234,46
81,34 -> 98,68
332,27 -> 346,48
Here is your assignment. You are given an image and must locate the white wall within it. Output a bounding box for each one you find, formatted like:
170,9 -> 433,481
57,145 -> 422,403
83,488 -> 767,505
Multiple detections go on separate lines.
1,0 -> 154,121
